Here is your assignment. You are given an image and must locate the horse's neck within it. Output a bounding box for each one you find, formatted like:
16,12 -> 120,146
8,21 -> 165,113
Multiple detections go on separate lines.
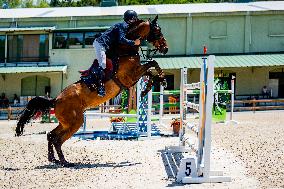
127,21 -> 150,40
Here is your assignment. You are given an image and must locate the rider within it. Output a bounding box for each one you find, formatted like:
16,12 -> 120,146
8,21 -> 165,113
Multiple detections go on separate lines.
93,10 -> 141,97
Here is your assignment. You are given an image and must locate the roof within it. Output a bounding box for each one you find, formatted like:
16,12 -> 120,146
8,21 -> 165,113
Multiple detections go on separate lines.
0,65 -> 67,74
55,26 -> 111,31
0,26 -> 110,33
154,54 -> 284,69
0,26 -> 56,32
0,1 -> 283,19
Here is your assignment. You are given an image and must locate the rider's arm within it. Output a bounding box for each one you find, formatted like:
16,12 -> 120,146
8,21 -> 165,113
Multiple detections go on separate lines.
117,25 -> 136,46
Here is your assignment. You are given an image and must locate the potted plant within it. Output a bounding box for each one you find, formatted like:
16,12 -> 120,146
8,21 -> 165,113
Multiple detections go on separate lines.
170,118 -> 181,135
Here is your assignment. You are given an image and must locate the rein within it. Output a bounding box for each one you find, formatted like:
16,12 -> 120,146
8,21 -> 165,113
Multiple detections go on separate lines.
140,46 -> 159,60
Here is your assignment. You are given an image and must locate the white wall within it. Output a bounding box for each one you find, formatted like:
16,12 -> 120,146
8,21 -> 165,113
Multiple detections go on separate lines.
49,48 -> 96,86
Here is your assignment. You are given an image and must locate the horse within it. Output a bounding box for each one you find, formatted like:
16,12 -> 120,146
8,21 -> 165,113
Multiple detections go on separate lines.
15,15 -> 168,167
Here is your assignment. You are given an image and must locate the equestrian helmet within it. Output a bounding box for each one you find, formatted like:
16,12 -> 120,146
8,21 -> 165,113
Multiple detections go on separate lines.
124,10 -> 138,23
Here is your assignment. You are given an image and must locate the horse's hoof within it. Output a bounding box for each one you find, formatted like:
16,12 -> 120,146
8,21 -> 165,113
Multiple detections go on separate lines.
15,131 -> 23,137
48,158 -> 60,164
162,80 -> 167,88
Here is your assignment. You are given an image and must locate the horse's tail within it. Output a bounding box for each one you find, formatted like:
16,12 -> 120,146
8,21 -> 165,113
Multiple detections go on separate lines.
15,97 -> 55,136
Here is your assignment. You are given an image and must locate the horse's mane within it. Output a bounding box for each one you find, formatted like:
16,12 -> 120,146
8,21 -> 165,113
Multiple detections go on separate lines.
128,19 -> 145,28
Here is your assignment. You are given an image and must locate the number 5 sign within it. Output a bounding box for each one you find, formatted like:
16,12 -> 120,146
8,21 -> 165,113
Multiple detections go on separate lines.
176,156 -> 197,182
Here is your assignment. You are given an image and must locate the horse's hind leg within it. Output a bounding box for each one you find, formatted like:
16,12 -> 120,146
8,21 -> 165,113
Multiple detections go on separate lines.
48,114 -> 84,167
47,125 -> 71,166
47,124 -> 63,164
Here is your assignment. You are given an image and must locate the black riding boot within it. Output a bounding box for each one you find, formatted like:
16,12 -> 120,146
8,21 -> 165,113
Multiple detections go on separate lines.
97,67 -> 106,97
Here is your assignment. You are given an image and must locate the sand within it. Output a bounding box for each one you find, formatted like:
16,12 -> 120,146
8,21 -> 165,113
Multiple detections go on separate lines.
0,110 -> 284,189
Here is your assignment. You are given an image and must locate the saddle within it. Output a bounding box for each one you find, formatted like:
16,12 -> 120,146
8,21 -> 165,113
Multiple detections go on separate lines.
79,58 -> 114,79
79,58 -> 117,91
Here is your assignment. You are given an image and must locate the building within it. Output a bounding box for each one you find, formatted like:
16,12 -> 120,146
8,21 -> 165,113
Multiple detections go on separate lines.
0,1 -> 284,103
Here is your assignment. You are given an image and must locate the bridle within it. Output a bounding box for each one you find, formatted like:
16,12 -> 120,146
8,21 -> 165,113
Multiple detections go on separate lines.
126,17 -> 167,60
140,22 -> 166,60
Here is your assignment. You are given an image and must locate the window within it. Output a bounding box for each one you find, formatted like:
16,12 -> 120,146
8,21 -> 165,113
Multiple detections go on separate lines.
39,35 -> 49,61
209,20 -> 227,39
0,36 -> 5,63
54,33 -> 68,49
7,34 -> 49,62
269,19 -> 284,37
68,33 -> 83,48
52,30 -> 105,49
7,35 -> 23,62
85,32 -> 98,47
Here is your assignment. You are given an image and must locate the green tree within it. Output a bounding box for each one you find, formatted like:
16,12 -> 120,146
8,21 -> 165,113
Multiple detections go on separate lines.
7,0 -> 22,8
59,0 -> 77,7
22,0 -> 34,7
118,0 -> 209,4
76,0 -> 99,7
49,0 -> 60,7
38,0 -> 49,7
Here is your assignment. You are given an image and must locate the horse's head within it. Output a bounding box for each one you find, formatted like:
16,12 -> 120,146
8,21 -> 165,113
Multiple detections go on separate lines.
146,15 -> 168,55
128,16 -> 168,55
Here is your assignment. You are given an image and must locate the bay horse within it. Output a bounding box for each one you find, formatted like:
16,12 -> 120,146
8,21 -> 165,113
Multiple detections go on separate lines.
15,15 -> 168,167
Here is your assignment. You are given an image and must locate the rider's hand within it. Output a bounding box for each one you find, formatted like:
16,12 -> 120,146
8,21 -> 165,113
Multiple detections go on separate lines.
134,39 -> 141,46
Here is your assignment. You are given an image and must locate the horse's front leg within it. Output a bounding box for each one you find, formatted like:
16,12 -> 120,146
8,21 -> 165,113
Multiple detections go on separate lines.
148,60 -> 167,88
134,59 -> 167,88
141,71 -> 154,97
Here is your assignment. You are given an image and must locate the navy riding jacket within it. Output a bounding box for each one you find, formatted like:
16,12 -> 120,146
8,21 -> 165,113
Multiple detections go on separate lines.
95,21 -> 135,50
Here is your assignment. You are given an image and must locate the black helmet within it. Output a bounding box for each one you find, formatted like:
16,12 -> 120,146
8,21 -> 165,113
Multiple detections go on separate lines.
124,10 -> 138,23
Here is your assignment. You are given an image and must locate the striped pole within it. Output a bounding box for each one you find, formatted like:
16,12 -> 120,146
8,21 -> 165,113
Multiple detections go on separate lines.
147,88 -> 152,138
159,85 -> 164,126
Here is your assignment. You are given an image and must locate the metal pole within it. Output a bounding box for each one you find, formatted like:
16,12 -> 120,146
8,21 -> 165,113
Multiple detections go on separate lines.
136,78 -> 141,136
179,68 -> 186,146
106,100 -> 110,113
230,79 -> 235,121
159,84 -> 164,126
147,88 -> 152,138
197,57 -> 206,174
4,35 -> 7,64
83,113 -> 87,132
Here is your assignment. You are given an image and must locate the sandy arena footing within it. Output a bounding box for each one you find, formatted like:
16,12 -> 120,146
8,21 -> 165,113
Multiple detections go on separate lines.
0,110 -> 283,188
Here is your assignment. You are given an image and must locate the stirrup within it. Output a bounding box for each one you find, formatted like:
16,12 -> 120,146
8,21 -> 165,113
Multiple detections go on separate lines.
97,86 -> 106,97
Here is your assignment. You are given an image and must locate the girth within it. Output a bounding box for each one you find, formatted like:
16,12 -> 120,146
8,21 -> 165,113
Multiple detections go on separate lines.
112,75 -> 128,91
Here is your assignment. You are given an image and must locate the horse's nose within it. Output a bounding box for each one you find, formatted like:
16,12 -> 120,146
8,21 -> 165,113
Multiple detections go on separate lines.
162,47 -> 168,54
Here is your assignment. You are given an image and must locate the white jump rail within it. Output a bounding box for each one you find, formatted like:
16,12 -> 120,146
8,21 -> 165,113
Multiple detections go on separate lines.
166,55 -> 231,184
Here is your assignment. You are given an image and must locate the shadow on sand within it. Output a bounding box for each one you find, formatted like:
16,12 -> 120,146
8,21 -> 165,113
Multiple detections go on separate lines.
159,149 -> 187,187
0,167 -> 21,171
35,161 -> 142,170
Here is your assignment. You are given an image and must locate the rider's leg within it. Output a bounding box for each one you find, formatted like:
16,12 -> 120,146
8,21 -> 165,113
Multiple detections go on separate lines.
93,40 -> 106,97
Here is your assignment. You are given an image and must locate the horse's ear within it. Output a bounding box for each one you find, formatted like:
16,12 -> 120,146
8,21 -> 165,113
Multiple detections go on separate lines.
152,15 -> 158,24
